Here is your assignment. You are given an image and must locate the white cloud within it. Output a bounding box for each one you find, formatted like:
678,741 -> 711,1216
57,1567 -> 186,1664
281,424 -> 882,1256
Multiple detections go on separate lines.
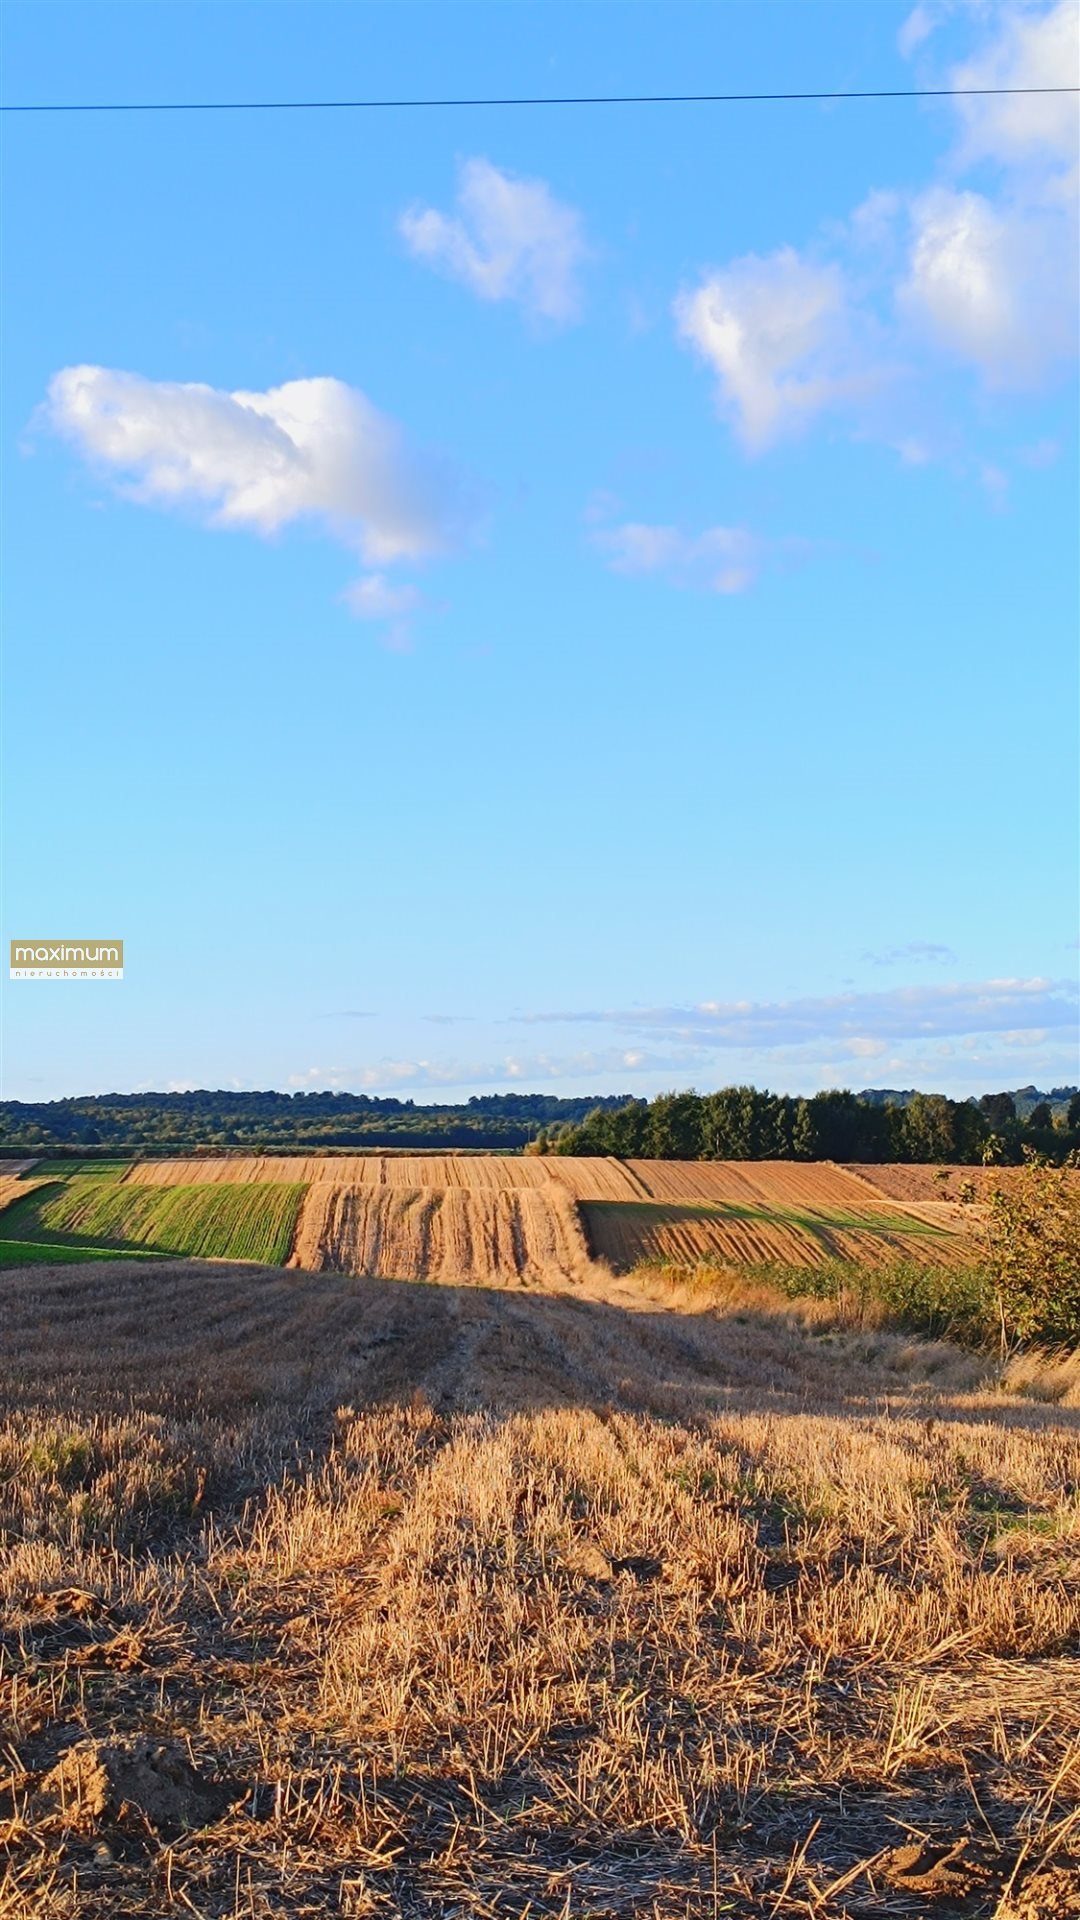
863,941 -> 957,967
593,518 -> 811,596
44,368 -> 462,602
400,158 -> 586,323
521,977 -> 1078,1052
284,977 -> 1078,1096
341,574 -> 422,619
899,6 -> 1078,389
898,4 -> 936,59
287,1049 -> 657,1093
949,0 -> 1080,171
901,185 -> 1074,383
597,521 -> 754,594
674,249 -> 860,450
678,5 -> 1078,455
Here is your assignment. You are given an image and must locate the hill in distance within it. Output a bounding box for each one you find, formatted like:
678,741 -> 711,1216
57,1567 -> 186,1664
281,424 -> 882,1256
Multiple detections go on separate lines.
861,1086 -> 1078,1119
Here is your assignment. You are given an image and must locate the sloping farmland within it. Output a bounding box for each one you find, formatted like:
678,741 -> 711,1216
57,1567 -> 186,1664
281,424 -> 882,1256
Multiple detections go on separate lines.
288,1181 -> 591,1284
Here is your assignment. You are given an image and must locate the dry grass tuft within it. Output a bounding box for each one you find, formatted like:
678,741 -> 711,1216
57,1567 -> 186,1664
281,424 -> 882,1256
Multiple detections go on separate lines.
1000,1346 -> 1080,1409
1,1255 -> 1077,1916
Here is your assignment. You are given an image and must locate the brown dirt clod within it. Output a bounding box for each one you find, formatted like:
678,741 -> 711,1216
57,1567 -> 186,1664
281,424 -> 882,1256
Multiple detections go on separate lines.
32,1738 -> 237,1837
880,1835 -> 993,1898
996,1865 -> 1080,1919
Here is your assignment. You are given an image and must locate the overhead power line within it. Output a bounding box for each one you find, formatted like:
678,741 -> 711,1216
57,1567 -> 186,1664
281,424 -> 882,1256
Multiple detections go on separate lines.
1,84 -> 1078,115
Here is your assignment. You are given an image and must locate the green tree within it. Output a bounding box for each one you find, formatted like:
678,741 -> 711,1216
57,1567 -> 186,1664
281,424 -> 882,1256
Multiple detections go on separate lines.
791,1099 -> 817,1160
1027,1102 -> 1053,1130
808,1090 -> 889,1161
606,1100 -> 649,1157
980,1091 -> 1017,1130
898,1093 -> 984,1163
646,1092 -> 704,1159
965,1154 -> 1080,1352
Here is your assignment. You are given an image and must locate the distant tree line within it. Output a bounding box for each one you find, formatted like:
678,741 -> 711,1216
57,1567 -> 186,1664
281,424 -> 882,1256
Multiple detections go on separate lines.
2,1085 -> 1076,1163
539,1086 -> 1080,1164
0,1089 -> 632,1153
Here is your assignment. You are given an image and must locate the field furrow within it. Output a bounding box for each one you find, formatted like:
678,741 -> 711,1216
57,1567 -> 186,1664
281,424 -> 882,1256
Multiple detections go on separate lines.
0,1157 -> 980,1278
581,1193 -> 975,1272
288,1182 -> 591,1283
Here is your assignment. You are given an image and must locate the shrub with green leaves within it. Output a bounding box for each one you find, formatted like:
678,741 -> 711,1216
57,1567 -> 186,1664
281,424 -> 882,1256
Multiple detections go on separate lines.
965,1153 -> 1080,1352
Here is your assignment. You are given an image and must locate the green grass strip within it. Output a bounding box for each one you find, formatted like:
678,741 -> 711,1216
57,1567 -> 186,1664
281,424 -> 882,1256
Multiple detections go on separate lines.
0,1239 -> 159,1266
0,1179 -> 306,1265
16,1159 -> 133,1179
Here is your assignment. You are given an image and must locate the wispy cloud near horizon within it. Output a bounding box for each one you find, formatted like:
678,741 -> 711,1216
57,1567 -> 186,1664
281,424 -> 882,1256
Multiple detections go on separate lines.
280,978 -> 1078,1099
518,977 -> 1078,1052
862,941 -> 957,968
286,1047 -> 649,1094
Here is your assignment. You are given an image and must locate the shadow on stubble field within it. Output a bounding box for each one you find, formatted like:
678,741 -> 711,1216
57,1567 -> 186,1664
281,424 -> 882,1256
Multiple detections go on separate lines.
1,1256 -> 1078,1918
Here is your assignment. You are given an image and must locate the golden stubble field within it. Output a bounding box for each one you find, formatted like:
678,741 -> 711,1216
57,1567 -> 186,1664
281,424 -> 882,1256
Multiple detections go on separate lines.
111,1156 -> 982,1278
1,1246 -> 1078,1919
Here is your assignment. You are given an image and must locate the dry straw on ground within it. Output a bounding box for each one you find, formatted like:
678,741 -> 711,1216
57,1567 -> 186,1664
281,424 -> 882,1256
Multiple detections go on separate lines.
1,1247 -> 1078,1917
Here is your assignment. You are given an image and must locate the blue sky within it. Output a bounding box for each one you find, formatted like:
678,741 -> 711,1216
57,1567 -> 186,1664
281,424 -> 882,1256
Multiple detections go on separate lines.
2,0 -> 1077,1105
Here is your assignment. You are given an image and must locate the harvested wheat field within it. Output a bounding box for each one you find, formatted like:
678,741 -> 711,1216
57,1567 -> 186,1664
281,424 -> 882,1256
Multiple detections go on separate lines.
120,1155 -> 562,1190
577,1161 -> 976,1273
102,1156 -> 980,1278
2,1251 -> 1078,1919
0,1176 -> 45,1216
625,1160 -> 883,1208
846,1163 -> 1080,1204
288,1182 -> 591,1284
581,1198 -> 968,1271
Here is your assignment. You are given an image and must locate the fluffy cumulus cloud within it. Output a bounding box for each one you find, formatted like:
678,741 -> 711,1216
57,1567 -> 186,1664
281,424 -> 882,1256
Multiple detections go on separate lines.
674,250 -> 857,450
44,366 -> 463,624
593,517 -> 811,595
902,182 -> 1075,383
400,158 -> 587,323
677,3 -> 1078,449
948,0 -> 1080,171
899,2 -> 1079,386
